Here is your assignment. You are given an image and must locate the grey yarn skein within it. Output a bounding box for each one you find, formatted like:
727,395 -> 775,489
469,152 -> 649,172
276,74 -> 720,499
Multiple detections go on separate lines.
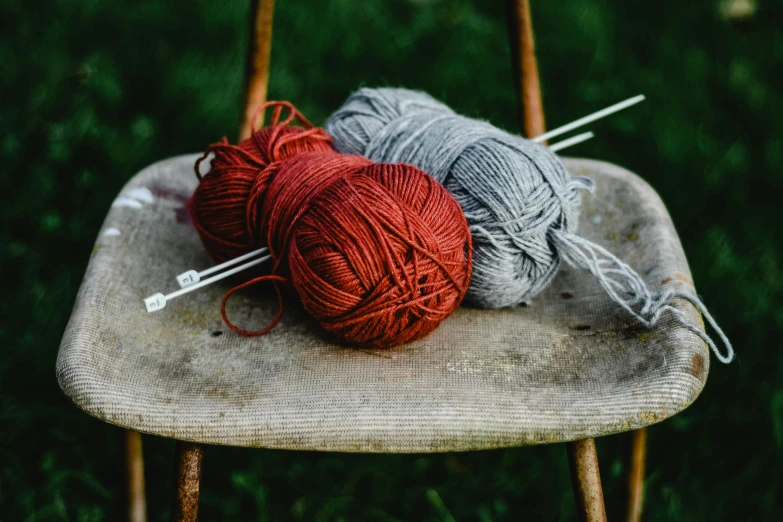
326,87 -> 733,363
327,88 -> 593,309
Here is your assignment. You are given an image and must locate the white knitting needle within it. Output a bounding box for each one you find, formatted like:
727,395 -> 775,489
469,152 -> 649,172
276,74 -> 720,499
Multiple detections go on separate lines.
145,254 -> 272,312
176,247 -> 269,288
548,131 -> 594,153
532,95 -> 645,143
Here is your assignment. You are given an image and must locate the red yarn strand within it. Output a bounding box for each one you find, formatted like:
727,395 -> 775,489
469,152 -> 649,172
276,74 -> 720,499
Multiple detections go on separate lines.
221,274 -> 288,336
250,100 -> 315,134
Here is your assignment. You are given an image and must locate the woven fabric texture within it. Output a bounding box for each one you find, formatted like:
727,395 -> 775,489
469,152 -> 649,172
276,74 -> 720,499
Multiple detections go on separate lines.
56,154 -> 709,452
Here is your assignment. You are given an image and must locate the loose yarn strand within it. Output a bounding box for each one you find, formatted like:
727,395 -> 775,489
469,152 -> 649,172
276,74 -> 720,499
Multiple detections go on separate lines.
251,100 -> 315,133
552,230 -> 734,363
668,291 -> 734,364
221,274 -> 288,336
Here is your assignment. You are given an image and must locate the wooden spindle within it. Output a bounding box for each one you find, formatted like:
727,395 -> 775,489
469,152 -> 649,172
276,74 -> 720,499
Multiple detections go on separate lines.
506,3 -> 607,520
568,439 -> 609,522
627,427 -> 648,522
126,430 -> 147,522
506,0 -> 546,139
239,0 -> 276,140
170,441 -> 204,522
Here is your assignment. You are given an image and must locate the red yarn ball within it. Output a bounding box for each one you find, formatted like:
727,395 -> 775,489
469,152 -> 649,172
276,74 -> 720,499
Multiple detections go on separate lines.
190,103 -> 333,261
261,152 -> 472,347
192,102 -> 472,348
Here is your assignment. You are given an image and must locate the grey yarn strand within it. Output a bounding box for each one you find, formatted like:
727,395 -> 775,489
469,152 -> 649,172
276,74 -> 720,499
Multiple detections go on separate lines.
326,87 -> 733,363
553,231 -> 733,363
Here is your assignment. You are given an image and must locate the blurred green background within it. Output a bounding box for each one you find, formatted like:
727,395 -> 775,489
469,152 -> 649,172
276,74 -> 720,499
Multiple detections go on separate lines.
1,0 -> 781,520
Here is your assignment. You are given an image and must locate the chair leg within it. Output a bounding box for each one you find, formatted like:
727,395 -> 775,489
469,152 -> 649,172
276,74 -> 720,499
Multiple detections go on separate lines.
170,441 -> 204,522
626,428 -> 647,522
567,438 -> 608,522
126,430 -> 147,522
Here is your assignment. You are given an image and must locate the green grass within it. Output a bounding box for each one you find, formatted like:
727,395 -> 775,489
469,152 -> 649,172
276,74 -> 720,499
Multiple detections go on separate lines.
1,0 -> 781,519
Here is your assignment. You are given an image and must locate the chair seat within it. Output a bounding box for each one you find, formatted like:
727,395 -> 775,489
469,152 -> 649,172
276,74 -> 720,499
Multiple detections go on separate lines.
56,154 -> 709,452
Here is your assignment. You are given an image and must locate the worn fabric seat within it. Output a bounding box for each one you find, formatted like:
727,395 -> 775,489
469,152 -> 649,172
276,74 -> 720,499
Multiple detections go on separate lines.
56,154 -> 708,452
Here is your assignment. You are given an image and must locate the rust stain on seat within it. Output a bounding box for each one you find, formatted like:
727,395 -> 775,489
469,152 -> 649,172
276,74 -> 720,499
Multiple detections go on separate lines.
689,354 -> 705,378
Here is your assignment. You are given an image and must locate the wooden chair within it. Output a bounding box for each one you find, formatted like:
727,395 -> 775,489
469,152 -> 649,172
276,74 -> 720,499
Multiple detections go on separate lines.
56,2 -> 709,521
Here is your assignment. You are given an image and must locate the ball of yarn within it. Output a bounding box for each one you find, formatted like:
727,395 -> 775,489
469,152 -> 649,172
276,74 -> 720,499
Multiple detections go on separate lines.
327,87 -> 592,308
192,102 -> 472,348
190,102 -> 333,261
260,152 -> 472,347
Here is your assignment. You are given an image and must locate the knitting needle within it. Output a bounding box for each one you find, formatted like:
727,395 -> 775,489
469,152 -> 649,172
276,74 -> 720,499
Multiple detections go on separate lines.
145,254 -> 272,312
547,131 -> 594,153
176,247 -> 269,288
532,95 -> 645,143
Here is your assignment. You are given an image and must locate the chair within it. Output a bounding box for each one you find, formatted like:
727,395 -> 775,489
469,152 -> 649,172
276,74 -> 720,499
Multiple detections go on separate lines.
56,1 -> 710,520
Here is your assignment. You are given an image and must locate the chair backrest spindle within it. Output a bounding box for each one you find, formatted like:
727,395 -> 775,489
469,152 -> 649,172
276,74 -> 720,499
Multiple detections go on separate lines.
506,0 -> 547,139
240,0 -> 276,141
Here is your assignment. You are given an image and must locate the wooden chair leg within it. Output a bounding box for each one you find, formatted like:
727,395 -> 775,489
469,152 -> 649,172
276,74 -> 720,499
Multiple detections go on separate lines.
568,439 -> 608,522
626,428 -> 647,522
126,430 -> 147,522
170,441 -> 204,522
